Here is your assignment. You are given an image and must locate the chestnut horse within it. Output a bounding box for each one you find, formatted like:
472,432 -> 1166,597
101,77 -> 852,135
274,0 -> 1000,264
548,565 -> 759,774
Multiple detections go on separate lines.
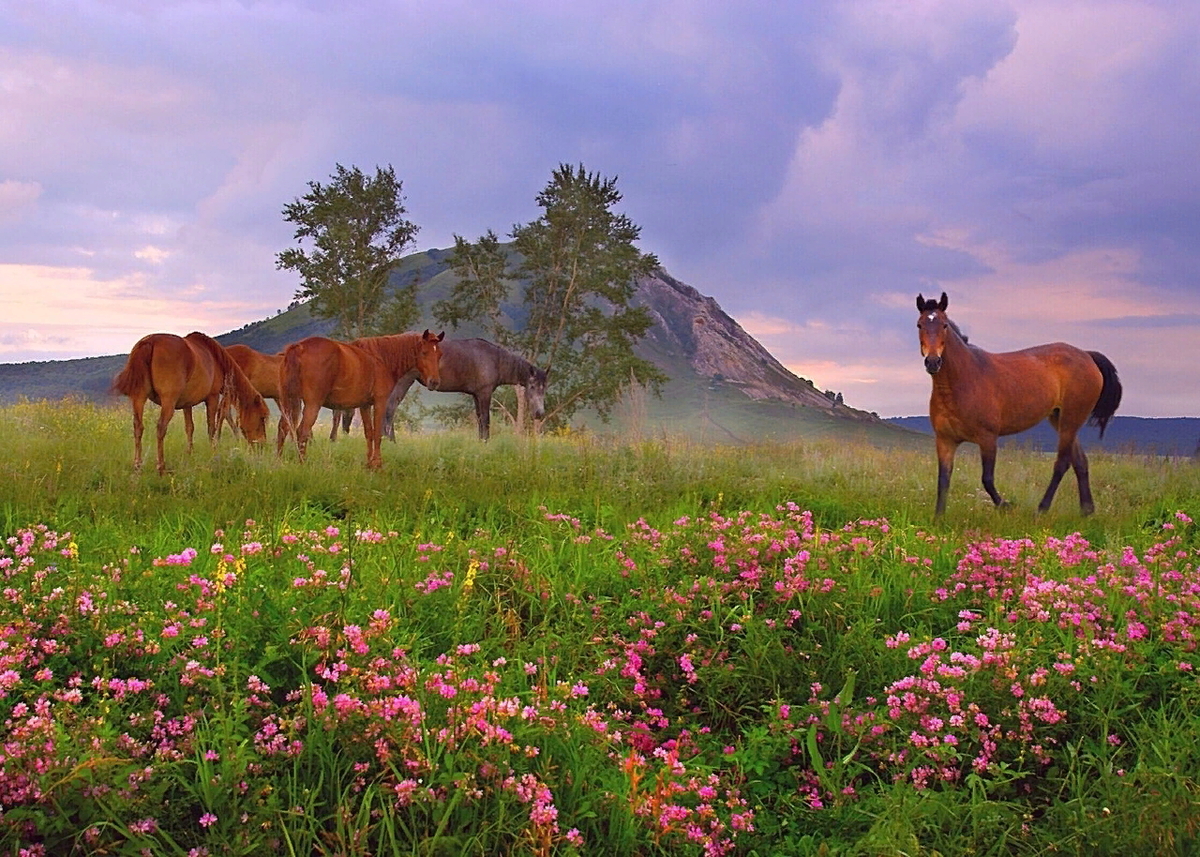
916,292 -> 1122,517
331,338 -> 549,442
227,343 -> 283,401
277,330 -> 444,468
219,343 -> 283,437
111,331 -> 270,475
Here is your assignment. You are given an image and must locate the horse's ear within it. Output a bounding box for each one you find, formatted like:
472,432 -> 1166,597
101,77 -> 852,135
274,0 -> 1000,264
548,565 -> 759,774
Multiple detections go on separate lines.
938,292 -> 948,311
436,330 -> 445,342
916,293 -> 925,311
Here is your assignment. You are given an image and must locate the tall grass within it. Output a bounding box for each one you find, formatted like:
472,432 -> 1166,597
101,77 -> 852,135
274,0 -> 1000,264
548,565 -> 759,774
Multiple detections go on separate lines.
0,397 -> 1198,855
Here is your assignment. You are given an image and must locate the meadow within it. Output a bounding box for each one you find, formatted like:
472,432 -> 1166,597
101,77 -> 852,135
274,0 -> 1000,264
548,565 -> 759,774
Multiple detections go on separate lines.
1,396 -> 1198,856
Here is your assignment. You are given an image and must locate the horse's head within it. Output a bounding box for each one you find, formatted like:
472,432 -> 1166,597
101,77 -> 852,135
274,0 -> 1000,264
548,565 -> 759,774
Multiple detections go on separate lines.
526,366 -> 549,421
916,292 -> 951,375
239,393 -> 270,444
416,330 -> 445,390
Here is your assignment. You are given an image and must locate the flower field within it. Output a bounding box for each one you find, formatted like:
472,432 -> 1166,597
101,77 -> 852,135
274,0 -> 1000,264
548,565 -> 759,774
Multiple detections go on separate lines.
0,398 -> 1198,855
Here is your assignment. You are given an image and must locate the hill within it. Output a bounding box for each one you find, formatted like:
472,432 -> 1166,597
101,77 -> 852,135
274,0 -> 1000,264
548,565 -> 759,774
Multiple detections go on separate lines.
0,248 -> 921,446
887,415 -> 1200,457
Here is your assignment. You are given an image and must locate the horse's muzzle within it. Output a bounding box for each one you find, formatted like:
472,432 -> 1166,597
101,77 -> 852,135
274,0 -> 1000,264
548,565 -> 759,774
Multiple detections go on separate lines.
924,355 -> 942,375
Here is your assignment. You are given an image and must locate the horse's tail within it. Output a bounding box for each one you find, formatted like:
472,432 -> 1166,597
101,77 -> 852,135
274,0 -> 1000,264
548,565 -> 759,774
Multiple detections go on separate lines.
1088,351 -> 1122,438
279,344 -> 304,435
111,337 -> 154,398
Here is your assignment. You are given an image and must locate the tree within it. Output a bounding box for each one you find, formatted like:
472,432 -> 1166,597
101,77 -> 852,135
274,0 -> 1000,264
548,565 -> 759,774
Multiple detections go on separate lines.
437,164 -> 664,432
434,229 -> 512,345
512,164 -> 665,427
276,164 -> 418,339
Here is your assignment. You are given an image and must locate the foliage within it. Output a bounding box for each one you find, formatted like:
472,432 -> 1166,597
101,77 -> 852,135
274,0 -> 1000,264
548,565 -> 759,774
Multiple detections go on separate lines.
436,229 -> 513,345
1,400 -> 1200,854
435,164 -> 666,433
276,163 -> 419,339
512,163 -> 666,427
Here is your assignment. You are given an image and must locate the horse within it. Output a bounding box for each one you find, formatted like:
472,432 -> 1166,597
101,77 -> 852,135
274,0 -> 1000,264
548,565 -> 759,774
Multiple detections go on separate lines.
277,330 -> 444,468
111,331 -> 270,475
226,343 -> 283,401
219,343 -> 284,437
916,292 -> 1122,517
329,338 -> 549,442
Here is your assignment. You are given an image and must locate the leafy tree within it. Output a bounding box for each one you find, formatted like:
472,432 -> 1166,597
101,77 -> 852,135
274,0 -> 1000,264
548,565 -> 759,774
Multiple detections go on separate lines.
513,163 -> 665,427
434,229 -> 512,344
436,163 -> 665,431
276,164 -> 418,339
362,276 -> 420,337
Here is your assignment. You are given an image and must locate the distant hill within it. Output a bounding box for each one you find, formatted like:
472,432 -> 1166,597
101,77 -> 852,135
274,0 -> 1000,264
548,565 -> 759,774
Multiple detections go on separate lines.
887,416 -> 1200,457
0,248 -> 922,447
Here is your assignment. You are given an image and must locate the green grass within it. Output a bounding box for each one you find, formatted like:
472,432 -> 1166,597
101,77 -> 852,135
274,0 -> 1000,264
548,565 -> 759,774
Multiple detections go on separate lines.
0,397 -> 1198,856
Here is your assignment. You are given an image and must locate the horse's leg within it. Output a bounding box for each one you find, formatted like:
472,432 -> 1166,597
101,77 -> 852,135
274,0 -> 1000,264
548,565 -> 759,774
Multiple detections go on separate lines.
385,377 -> 415,442
934,435 -> 958,517
182,407 -> 195,454
275,404 -> 292,458
1036,436 -> 1076,513
977,435 -> 1006,508
205,396 -> 220,448
329,408 -> 351,441
156,405 -> 176,476
475,390 -> 492,441
361,404 -> 381,469
1070,437 -> 1094,515
130,396 -> 146,471
296,401 -> 321,462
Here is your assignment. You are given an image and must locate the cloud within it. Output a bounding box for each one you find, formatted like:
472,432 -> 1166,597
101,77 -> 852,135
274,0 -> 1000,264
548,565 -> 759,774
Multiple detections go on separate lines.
0,179 -> 41,223
0,262 -> 276,359
0,1 -> 1197,416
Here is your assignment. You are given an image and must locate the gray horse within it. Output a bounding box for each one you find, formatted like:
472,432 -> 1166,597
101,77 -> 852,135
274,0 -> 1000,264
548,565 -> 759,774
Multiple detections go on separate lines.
331,338 -> 548,441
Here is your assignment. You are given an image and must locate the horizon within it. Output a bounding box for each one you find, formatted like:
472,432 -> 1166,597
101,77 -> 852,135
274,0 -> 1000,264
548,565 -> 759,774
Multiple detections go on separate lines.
2,2 -> 1198,417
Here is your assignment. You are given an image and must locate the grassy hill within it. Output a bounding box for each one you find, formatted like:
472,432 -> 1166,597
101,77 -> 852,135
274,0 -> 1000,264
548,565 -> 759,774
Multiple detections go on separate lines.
0,247 -> 923,449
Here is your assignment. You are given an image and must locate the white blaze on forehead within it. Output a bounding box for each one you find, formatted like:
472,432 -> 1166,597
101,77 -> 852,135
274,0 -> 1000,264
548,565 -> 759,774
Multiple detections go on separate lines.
926,313 -> 937,322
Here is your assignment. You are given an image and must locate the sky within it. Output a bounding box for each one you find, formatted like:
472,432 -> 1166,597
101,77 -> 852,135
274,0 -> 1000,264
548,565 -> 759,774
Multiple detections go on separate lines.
2,0 -> 1198,417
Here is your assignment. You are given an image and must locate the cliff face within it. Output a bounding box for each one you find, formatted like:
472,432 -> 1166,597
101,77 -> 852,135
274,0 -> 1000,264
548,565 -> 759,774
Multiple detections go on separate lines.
633,269 -> 859,414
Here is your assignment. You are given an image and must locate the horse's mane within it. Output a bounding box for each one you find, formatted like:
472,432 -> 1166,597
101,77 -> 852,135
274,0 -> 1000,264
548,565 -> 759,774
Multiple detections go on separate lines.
353,333 -> 425,375
947,318 -> 969,345
185,332 -> 264,411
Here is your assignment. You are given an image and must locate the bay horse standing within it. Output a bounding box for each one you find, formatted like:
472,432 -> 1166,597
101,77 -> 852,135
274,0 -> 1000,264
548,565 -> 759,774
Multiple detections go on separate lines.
111,331 -> 270,475
916,292 -> 1122,517
331,338 -> 549,442
277,330 -> 443,468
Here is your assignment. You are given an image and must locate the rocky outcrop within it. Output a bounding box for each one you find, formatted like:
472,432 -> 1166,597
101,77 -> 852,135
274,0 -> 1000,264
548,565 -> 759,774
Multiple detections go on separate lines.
634,269 -> 853,412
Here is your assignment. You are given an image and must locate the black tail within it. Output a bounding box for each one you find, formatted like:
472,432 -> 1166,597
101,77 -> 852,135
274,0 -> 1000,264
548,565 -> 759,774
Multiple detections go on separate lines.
1087,351 -> 1122,438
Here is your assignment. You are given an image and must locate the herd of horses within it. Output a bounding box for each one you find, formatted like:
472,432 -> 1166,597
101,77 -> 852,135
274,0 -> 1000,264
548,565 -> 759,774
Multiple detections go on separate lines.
111,330 -> 549,475
110,292 -> 1123,517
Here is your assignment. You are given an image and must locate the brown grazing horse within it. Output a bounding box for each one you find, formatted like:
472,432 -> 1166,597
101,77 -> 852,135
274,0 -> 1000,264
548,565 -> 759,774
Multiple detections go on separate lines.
330,338 -> 549,442
916,292 -> 1122,517
226,343 -> 283,401
227,343 -> 349,439
220,343 -> 284,437
111,331 -> 270,475
277,330 -> 444,468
